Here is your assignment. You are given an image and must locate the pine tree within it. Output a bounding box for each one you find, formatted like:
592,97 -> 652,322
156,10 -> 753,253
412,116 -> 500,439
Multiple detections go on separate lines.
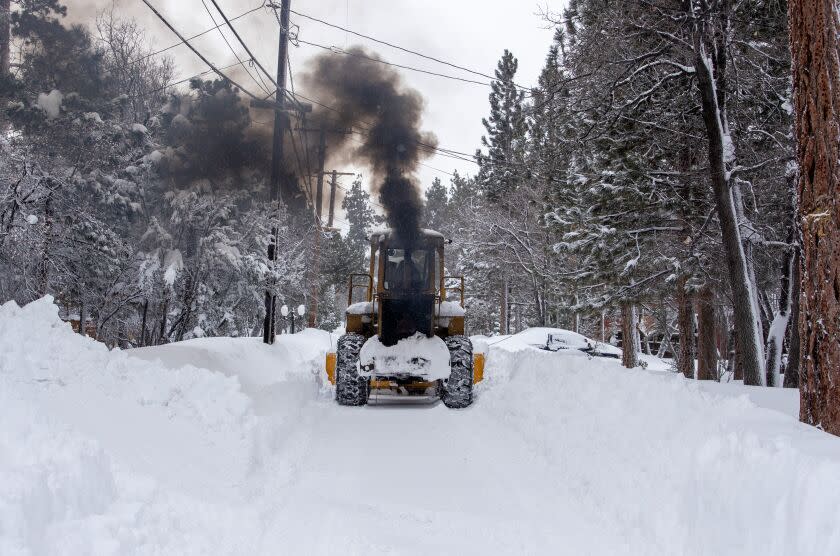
424,177 -> 449,234
341,177 -> 379,271
476,50 -> 527,203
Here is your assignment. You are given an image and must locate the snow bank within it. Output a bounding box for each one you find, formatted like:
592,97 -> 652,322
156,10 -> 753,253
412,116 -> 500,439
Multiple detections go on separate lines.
480,345 -> 840,555
0,297 -> 271,554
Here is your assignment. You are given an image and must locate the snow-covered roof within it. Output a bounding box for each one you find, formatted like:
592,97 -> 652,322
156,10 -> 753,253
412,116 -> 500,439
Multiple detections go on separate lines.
346,301 -> 376,315
369,228 -> 445,241
436,301 -> 465,317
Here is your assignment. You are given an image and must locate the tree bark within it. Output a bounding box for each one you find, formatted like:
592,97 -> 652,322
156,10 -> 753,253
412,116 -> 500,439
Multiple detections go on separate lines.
766,201 -> 797,387
621,303 -> 640,369
732,326 -> 744,381
78,297 -> 86,337
677,277 -> 696,379
789,0 -> 840,433
500,278 -> 509,335
691,9 -> 766,385
784,250 -> 802,388
696,285 -> 718,381
158,297 -> 168,345
140,299 -> 149,347
37,192 -> 54,297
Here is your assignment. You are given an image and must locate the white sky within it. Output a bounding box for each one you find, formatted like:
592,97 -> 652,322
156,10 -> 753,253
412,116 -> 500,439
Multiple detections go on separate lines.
71,0 -> 564,198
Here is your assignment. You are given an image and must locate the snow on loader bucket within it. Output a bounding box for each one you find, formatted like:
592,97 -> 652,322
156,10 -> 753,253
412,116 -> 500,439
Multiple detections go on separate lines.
324,228 -> 483,407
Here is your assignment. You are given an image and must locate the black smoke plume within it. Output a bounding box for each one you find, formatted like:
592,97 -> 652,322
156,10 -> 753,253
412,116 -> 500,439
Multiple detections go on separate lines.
302,46 -> 438,243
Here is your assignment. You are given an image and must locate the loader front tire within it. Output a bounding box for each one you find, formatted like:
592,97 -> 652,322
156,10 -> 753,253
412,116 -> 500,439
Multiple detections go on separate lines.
335,333 -> 369,406
442,335 -> 473,408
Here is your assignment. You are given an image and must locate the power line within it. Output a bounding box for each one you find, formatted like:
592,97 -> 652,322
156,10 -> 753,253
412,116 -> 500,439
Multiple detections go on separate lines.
131,2 -> 265,65
419,161 -> 456,177
334,181 -> 385,211
289,8 -> 532,92
295,38 -> 498,89
140,0 -> 261,100
199,0 -> 271,95
127,59 -> 254,99
288,53 -> 315,198
206,0 -> 279,91
259,9 -> 531,170
283,88 -> 488,167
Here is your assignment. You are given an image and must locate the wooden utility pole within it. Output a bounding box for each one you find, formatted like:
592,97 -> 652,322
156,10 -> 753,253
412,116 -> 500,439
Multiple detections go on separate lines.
328,170 -> 339,228
314,126 -> 327,222
262,0 -> 291,345
328,170 -> 354,228
297,122 -> 352,328
304,167 -> 353,328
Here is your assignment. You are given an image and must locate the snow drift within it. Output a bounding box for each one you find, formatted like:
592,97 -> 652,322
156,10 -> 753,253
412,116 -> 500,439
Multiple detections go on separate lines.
2,297 -> 840,555
0,297 -> 328,555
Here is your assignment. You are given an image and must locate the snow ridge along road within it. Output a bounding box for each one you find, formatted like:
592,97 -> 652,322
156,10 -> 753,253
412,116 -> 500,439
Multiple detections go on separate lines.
2,297 -> 840,555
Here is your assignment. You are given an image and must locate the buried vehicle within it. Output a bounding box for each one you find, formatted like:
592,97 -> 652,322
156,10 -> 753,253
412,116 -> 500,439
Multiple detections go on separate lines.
325,228 -> 484,408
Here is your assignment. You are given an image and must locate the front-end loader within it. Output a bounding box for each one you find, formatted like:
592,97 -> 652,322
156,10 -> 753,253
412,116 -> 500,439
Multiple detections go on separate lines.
325,228 -> 484,408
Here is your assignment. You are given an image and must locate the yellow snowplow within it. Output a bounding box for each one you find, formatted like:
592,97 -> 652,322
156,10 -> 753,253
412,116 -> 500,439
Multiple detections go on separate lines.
325,228 -> 483,407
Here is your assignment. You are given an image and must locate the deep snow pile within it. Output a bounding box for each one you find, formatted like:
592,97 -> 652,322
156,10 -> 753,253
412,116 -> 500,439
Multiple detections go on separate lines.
481,340 -> 840,554
0,297 -> 330,555
3,298 -> 840,555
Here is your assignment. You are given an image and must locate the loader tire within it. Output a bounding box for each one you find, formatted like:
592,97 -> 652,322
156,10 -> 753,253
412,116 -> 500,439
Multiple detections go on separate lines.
443,335 -> 473,408
335,333 -> 369,406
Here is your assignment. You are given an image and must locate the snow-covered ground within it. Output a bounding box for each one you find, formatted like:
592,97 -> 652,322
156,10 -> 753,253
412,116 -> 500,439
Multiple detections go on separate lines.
3,297 -> 840,555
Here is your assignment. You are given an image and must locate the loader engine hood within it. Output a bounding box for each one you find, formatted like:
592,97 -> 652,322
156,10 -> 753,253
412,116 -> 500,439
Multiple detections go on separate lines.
359,333 -> 451,380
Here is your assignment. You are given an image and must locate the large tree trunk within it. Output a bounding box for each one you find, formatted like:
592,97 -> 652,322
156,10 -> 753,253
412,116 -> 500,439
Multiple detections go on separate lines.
696,285 -> 718,380
621,303 -> 640,369
691,9 -> 766,386
677,276 -> 696,379
789,0 -> 840,433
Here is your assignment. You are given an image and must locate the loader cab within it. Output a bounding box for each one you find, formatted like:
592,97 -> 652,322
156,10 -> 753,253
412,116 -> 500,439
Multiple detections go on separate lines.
372,230 -> 441,346
344,228 -> 465,345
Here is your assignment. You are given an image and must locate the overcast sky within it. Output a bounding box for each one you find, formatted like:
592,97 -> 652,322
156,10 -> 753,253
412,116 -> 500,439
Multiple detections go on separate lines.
71,0 -> 564,195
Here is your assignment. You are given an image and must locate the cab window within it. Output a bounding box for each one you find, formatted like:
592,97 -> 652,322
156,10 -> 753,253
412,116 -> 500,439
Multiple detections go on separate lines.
384,248 -> 431,290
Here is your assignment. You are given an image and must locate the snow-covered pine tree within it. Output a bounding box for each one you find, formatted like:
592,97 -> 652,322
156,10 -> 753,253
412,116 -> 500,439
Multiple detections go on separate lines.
476,49 -> 527,203
423,177 -> 449,235
341,177 -> 380,274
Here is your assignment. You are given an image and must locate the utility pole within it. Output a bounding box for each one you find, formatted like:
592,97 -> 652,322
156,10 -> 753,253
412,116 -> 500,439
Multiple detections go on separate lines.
314,125 -> 327,222
297,124 -> 352,329
328,170 -> 354,228
328,170 -> 339,228
261,0 -> 291,345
